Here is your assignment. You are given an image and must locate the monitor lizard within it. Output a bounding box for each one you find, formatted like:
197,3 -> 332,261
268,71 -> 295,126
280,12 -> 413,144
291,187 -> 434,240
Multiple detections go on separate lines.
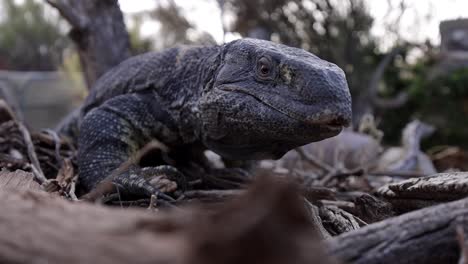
57,38 -> 352,200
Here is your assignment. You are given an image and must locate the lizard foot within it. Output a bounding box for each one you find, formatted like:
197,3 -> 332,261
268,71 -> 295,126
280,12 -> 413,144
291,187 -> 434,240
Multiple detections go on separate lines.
113,165 -> 186,202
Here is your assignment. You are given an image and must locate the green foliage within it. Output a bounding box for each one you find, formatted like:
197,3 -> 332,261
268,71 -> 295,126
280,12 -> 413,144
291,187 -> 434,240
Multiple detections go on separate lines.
0,0 -> 68,70
412,68 -> 468,147
379,55 -> 468,147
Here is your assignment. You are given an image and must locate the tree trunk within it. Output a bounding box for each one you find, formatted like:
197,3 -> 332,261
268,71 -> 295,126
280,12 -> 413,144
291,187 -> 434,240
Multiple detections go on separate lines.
46,0 -> 131,89
328,196 -> 468,264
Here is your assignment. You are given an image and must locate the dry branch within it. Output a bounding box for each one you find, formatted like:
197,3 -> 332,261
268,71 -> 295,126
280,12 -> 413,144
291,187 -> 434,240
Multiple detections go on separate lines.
378,172 -> 468,212
17,122 -> 47,183
0,100 -> 46,183
328,196 -> 468,264
368,47 -> 408,109
379,172 -> 468,200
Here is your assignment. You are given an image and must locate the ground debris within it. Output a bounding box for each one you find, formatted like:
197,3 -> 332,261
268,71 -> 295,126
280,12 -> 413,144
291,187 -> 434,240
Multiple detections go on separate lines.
42,158 -> 78,200
319,204 -> 364,236
0,99 -> 76,184
0,174 -> 336,264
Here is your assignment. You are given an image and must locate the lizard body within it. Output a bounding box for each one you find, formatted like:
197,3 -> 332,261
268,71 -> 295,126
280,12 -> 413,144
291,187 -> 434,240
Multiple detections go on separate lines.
58,38 -> 352,196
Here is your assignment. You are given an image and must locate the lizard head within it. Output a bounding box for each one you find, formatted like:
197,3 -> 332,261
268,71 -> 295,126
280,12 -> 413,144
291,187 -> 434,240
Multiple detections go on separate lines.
199,38 -> 352,160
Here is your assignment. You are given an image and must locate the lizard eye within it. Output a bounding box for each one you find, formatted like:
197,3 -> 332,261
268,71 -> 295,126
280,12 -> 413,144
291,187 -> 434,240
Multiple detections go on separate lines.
256,57 -> 274,80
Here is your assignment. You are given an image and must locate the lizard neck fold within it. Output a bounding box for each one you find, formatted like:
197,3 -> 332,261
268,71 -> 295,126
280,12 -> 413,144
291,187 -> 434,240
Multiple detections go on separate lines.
162,45 -> 224,144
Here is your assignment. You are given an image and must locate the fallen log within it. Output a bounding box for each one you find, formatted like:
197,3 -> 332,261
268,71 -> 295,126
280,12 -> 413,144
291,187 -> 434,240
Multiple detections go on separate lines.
0,171 -> 332,264
0,187 -> 184,263
328,195 -> 468,264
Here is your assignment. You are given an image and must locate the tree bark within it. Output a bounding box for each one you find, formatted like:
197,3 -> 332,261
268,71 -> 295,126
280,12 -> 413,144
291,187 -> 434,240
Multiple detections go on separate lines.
46,0 -> 131,89
328,196 -> 468,264
0,170 -> 41,191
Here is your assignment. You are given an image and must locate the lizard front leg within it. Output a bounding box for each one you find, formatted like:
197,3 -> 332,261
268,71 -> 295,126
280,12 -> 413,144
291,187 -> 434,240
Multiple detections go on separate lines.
78,93 -> 182,200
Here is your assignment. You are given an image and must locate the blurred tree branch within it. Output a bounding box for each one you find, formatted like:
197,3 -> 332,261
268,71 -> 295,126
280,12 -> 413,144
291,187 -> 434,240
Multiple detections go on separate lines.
363,47 -> 408,113
45,0 -> 131,90
45,0 -> 86,30
149,0 -> 216,50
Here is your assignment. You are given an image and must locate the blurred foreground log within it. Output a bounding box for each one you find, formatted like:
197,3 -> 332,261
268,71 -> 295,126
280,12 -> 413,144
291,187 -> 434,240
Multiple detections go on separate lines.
328,195 -> 468,264
0,171 -> 332,264
45,0 -> 131,89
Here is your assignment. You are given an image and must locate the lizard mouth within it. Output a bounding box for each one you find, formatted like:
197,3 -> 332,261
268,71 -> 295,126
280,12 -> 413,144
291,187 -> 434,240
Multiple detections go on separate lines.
218,85 -> 347,131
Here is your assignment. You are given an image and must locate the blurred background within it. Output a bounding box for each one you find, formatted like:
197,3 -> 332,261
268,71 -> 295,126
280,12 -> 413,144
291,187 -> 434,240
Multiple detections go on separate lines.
0,0 -> 467,150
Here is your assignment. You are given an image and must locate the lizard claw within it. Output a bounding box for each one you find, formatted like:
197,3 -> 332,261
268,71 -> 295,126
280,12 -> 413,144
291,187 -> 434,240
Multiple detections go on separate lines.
112,165 -> 185,202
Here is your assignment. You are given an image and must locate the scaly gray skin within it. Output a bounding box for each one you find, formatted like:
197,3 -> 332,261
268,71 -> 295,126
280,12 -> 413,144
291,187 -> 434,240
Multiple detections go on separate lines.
59,38 -> 352,198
